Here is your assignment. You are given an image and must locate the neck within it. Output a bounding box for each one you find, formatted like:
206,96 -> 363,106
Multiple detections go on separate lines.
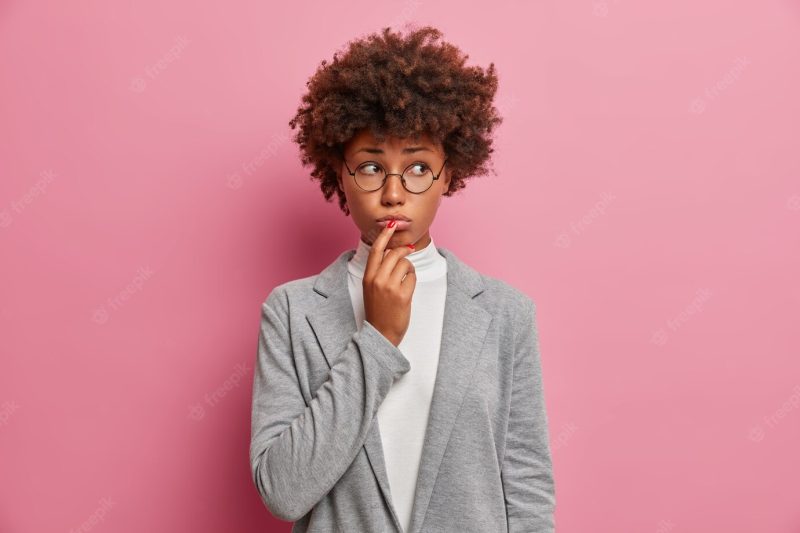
348,234 -> 446,282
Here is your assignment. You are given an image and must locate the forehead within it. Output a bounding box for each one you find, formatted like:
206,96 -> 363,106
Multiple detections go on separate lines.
344,128 -> 440,153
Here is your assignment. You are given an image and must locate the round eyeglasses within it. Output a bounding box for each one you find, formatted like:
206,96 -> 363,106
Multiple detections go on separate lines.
343,158 -> 448,194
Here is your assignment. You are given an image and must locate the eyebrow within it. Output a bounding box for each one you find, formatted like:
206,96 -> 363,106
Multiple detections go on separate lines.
353,146 -> 433,155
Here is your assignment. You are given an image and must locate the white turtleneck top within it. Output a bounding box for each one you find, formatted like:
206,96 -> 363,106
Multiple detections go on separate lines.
346,235 -> 448,533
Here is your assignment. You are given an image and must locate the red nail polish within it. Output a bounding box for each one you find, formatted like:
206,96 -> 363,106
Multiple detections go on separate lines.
387,220 -> 396,228
406,244 -> 415,249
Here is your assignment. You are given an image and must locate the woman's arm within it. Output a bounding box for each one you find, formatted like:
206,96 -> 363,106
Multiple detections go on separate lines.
249,286 -> 411,522
501,298 -> 556,532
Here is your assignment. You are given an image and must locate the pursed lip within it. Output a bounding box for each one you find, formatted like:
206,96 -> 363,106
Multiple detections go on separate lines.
376,214 -> 411,222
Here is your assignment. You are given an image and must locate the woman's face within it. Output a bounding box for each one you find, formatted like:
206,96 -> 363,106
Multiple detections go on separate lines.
337,128 -> 451,251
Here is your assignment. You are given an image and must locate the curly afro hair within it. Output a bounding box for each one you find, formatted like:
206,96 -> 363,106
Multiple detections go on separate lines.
288,25 -> 503,216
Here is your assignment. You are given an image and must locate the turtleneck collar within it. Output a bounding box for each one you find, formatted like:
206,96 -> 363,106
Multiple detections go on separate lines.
347,235 -> 447,282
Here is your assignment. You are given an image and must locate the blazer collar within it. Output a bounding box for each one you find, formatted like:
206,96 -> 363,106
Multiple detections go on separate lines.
311,245 -> 486,299
307,246 -> 493,533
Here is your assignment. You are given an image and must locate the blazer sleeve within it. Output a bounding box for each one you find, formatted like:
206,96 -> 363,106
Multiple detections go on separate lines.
249,286 -> 411,522
501,298 -> 556,532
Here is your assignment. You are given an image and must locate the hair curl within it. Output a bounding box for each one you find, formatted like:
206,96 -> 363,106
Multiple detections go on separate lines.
288,25 -> 503,215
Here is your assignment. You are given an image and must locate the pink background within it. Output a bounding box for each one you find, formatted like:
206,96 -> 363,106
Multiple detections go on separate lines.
1,1 -> 799,532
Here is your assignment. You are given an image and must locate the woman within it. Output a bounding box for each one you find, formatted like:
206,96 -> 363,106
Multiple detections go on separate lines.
249,26 -> 556,533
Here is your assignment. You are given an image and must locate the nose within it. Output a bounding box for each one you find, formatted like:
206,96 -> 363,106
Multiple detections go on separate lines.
380,172 -> 407,204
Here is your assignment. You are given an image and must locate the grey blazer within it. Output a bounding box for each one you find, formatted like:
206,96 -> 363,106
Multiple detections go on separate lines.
249,246 -> 556,532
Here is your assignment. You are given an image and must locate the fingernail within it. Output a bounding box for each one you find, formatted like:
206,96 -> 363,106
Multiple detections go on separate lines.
387,220 -> 396,228
406,244 -> 415,249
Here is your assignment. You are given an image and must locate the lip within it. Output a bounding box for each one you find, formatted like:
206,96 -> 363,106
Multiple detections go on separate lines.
376,214 -> 411,222
377,219 -> 411,230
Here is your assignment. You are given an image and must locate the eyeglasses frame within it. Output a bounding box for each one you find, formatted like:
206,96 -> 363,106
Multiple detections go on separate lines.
343,157 -> 448,194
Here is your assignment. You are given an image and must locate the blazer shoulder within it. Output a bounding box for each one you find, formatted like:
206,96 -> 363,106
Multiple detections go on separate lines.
262,273 -> 319,313
476,272 -> 536,320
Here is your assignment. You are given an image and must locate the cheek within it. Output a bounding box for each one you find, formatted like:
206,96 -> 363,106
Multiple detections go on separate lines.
422,196 -> 443,217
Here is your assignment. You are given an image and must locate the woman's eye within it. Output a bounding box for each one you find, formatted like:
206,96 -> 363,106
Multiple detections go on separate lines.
408,163 -> 429,175
359,163 -> 381,175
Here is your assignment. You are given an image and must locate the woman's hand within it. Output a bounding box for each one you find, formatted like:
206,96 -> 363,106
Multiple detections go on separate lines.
362,221 -> 417,347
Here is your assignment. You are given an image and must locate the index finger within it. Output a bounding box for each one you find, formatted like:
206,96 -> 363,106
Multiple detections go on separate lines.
364,221 -> 398,279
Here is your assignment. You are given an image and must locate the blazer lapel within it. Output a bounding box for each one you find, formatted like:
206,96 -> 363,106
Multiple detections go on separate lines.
306,249 -> 405,532
306,246 -> 492,533
407,247 -> 492,533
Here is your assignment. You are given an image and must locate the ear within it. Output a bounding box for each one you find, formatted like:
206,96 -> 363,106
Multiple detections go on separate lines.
441,168 -> 452,193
